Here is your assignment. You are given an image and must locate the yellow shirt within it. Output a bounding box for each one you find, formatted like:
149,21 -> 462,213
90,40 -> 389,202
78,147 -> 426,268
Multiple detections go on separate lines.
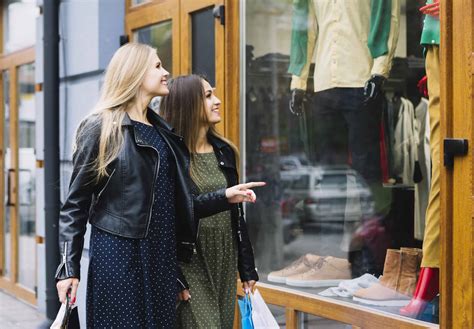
290,0 -> 400,93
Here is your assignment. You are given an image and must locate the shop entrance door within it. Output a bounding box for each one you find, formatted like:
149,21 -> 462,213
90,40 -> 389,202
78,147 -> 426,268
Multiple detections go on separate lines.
0,47 -> 37,305
125,0 -> 227,134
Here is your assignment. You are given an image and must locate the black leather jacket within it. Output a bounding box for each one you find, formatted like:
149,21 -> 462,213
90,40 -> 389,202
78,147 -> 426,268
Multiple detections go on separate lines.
205,135 -> 259,282
55,109 -> 231,291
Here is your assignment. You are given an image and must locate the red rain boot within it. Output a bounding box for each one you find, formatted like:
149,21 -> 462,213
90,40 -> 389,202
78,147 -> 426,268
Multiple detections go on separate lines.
399,267 -> 439,318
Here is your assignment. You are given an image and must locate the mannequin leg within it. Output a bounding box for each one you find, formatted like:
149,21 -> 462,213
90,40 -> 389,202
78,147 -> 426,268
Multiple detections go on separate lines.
400,267 -> 439,317
400,45 -> 440,318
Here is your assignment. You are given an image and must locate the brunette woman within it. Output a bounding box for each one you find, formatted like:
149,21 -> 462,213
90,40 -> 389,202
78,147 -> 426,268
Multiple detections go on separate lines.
161,75 -> 260,328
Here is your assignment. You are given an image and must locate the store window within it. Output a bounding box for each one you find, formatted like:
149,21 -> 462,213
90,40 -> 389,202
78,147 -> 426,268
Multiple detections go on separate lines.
3,70 -> 11,278
2,0 -> 39,53
244,0 -> 438,325
17,63 -> 36,291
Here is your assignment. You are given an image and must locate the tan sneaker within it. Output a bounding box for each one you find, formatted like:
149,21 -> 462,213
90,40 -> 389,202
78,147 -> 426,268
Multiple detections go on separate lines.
286,256 -> 351,287
267,254 -> 321,283
353,283 -> 411,306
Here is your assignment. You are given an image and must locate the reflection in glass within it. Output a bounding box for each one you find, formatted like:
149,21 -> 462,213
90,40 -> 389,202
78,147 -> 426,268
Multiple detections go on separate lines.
3,70 -> 11,277
3,0 -> 39,53
17,63 -> 36,291
244,0 -> 436,324
191,7 -> 215,86
133,21 -> 173,76
132,0 -> 149,5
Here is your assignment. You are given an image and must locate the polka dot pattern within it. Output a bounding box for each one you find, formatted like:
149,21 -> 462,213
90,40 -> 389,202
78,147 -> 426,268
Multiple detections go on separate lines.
86,121 -> 177,328
177,152 -> 237,329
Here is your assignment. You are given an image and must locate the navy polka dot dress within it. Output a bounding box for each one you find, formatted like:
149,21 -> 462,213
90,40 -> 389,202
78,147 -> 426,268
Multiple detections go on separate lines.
86,121 -> 177,328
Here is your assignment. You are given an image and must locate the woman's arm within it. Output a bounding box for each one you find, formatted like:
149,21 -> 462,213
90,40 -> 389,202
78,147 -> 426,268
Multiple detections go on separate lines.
237,204 -> 259,284
56,120 -> 101,281
193,182 -> 263,219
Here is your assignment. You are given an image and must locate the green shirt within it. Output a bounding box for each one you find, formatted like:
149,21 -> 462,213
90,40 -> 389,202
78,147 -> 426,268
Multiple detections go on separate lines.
420,0 -> 440,46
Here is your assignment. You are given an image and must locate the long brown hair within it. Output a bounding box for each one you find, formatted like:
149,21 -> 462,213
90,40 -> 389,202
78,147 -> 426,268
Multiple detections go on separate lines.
160,74 -> 239,184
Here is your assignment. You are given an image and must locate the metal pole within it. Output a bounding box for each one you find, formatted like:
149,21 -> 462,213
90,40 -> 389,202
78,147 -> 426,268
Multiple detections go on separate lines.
43,0 -> 61,322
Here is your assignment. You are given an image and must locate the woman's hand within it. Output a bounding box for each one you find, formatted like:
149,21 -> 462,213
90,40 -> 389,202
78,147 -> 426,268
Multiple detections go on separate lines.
242,280 -> 256,294
420,0 -> 440,17
56,277 -> 79,305
178,289 -> 191,301
225,182 -> 266,204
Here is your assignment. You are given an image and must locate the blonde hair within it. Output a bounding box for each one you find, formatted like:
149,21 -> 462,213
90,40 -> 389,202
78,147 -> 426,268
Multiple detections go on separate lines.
74,43 -> 157,182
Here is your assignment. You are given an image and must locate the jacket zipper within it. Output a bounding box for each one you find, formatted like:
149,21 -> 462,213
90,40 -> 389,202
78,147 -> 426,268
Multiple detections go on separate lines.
136,140 -> 160,238
177,278 -> 187,289
237,204 -> 244,242
63,241 -> 69,277
96,168 -> 116,202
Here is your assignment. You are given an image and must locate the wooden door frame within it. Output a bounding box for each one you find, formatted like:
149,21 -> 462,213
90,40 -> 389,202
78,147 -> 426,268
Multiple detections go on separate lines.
125,0 -> 239,141
125,0 -> 181,76
440,0 -> 474,328
180,0 -> 226,135
0,46 -> 36,306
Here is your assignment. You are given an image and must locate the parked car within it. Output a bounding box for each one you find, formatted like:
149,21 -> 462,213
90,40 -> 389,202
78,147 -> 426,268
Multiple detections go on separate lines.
284,166 -> 375,224
279,154 -> 312,185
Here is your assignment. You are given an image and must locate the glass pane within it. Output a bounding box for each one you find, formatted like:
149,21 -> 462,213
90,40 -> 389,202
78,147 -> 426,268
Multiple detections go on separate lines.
191,7 -> 215,86
3,70 -> 11,277
245,0 -> 438,324
133,21 -> 173,76
3,0 -> 39,53
132,0 -> 149,5
17,63 -> 36,290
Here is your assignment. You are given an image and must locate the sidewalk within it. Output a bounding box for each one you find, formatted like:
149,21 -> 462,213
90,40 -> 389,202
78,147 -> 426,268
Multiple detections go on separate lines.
0,289 -> 46,328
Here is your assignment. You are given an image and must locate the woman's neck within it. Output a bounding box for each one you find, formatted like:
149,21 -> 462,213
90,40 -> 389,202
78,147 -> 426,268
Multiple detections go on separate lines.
127,97 -> 151,124
195,126 -> 213,153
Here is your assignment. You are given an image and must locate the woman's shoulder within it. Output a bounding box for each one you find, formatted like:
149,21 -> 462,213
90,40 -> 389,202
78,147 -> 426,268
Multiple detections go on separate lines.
208,134 -> 233,153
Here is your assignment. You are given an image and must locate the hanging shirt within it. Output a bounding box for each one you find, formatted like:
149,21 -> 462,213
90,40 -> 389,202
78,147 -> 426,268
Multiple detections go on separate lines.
392,97 -> 417,186
288,0 -> 400,92
420,0 -> 440,46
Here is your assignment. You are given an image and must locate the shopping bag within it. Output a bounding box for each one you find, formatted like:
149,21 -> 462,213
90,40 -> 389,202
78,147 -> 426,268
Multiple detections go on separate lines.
50,295 -> 78,329
238,293 -> 254,329
250,289 -> 279,328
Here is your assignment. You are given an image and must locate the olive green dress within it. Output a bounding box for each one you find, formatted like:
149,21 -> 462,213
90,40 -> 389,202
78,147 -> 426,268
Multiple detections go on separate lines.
177,152 -> 238,329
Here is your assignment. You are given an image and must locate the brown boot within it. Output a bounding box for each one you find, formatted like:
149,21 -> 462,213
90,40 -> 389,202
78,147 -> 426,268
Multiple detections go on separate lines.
397,249 -> 422,296
400,247 -> 422,280
379,249 -> 401,290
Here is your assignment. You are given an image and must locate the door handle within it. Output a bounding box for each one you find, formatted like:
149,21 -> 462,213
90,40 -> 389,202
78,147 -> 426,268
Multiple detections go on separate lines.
7,168 -> 15,206
213,5 -> 225,25
444,138 -> 469,169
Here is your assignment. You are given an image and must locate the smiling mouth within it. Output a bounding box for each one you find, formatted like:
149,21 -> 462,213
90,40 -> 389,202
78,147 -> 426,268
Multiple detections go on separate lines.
161,80 -> 168,85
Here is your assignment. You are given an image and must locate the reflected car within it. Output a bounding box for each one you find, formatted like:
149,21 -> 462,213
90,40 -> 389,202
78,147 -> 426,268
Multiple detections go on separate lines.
284,166 -> 375,223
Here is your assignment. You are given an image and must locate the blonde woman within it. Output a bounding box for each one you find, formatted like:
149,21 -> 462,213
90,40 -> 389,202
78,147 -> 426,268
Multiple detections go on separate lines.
161,75 -> 260,329
54,43 -> 263,328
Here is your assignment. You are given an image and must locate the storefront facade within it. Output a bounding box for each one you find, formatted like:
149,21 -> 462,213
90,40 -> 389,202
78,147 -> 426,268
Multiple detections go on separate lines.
124,1 -> 473,328
0,1 -> 472,328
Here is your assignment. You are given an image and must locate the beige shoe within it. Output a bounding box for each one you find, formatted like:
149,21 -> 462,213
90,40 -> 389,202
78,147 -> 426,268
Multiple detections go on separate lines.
286,256 -> 351,288
267,254 -> 321,283
353,283 -> 411,306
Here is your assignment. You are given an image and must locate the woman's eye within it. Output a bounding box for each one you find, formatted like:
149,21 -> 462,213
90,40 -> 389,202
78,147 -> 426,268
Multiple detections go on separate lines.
156,64 -> 161,69
206,93 -> 212,98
